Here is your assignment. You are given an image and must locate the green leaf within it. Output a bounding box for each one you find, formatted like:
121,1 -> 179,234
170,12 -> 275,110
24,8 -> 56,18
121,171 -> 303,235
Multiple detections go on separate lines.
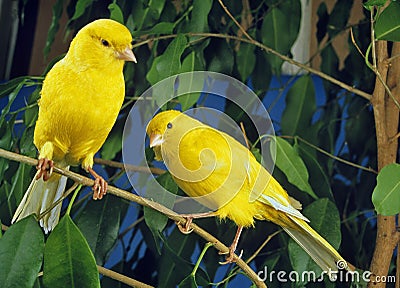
326,0 -> 353,38
147,0 -> 166,20
295,143 -> 334,200
372,163 -> 400,215
20,126 -> 36,157
70,0 -> 94,21
101,121 -> 123,160
251,50 -> 272,92
75,195 -> 123,266
271,137 -> 317,199
320,44 -> 339,92
0,182 -> 12,223
146,34 -> 187,85
288,199 -> 341,279
236,42 -> 256,82
178,274 -> 198,288
144,172 -> 178,252
345,97 -> 374,155
108,2 -> 124,24
43,215 -> 100,288
131,22 -> 174,36
177,52 -> 204,110
187,0 -> 212,33
144,173 -> 178,234
0,121 -> 13,179
43,0 -> 63,57
23,88 -> 40,128
0,80 -> 26,127
206,39 -> 234,74
281,75 -> 316,137
261,0 -> 301,73
0,216 -> 44,288
9,164 -> 32,214
159,228 -> 209,287
0,76 -> 29,99
364,0 -> 388,10
375,1 -> 400,41
316,2 -> 328,43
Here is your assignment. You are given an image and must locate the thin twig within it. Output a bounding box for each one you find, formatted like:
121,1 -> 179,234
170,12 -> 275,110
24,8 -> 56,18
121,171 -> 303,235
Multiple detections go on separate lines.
217,0 -> 252,41
280,136 -> 378,174
119,215 -> 145,239
38,182 -> 79,220
0,148 -> 266,288
240,122 -> 250,149
350,28 -> 366,59
245,230 -> 282,264
98,265 -> 154,288
368,7 -> 400,111
386,53 -> 400,64
371,8 -> 377,69
133,33 -> 372,101
374,68 -> 400,110
94,158 -> 165,175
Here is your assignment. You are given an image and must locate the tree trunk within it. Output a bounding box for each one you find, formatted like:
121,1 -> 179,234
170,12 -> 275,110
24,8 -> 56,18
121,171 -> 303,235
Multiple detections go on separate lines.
369,41 -> 400,288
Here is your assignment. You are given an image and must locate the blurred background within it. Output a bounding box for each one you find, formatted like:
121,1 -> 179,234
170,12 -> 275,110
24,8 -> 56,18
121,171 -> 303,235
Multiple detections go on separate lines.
0,0 -> 365,79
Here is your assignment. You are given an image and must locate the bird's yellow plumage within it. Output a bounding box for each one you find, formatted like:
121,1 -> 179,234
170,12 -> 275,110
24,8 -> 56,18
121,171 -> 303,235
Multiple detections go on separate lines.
12,19 -> 136,233
146,110 -> 348,274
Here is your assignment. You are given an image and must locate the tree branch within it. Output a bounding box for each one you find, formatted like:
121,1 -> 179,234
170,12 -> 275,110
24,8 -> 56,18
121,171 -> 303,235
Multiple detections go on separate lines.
0,148 -> 267,288
94,157 -> 165,175
97,266 -> 154,288
368,39 -> 399,288
217,0 -> 252,42
133,33 -> 372,101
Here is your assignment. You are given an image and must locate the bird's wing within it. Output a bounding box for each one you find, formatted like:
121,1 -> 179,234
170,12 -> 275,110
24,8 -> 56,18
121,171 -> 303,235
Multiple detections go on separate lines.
246,154 -> 310,222
164,124 -> 251,204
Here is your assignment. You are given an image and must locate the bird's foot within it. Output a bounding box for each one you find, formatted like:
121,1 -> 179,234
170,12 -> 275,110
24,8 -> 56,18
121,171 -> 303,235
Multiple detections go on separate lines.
219,246 -> 243,265
176,217 -> 194,234
88,167 -> 107,200
36,158 -> 54,181
175,212 -> 215,234
219,226 -> 244,264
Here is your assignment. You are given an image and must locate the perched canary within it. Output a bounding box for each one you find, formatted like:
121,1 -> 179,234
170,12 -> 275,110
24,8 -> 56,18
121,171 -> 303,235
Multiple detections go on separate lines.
146,110 -> 348,273
12,19 -> 136,233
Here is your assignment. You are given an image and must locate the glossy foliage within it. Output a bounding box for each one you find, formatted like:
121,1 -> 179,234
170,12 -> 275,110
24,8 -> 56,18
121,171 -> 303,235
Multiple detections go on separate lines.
0,0 -> 400,287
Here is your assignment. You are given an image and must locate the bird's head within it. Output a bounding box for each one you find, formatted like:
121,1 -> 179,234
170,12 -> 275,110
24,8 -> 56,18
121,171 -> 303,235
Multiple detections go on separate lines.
67,19 -> 136,70
146,110 -> 182,146
147,110 -> 207,161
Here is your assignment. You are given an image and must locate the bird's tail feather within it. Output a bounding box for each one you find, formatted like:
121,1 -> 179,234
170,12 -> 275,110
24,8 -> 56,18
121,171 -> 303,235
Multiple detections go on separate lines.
284,215 -> 347,275
12,169 -> 68,233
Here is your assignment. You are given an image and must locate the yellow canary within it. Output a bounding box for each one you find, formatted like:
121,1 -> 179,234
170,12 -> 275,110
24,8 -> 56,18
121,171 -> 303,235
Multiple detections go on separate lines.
12,19 -> 136,233
146,110 -> 348,273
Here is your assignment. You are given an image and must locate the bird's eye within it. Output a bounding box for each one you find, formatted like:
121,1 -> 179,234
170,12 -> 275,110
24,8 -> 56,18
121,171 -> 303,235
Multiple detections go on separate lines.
101,39 -> 110,47
167,122 -> 173,129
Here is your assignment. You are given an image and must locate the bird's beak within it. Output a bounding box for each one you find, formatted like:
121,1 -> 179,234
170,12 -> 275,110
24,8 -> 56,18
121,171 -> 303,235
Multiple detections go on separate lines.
117,47 -> 137,63
149,133 -> 164,148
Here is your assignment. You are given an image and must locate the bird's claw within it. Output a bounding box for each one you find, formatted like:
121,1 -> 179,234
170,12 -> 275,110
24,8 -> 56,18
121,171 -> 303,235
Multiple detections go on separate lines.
36,158 -> 54,181
218,248 -> 243,265
92,176 -> 107,200
176,217 -> 194,234
88,167 -> 107,200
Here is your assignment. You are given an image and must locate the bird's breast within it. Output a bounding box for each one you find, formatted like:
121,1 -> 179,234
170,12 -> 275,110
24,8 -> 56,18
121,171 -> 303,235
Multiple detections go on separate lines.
34,63 -> 125,164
